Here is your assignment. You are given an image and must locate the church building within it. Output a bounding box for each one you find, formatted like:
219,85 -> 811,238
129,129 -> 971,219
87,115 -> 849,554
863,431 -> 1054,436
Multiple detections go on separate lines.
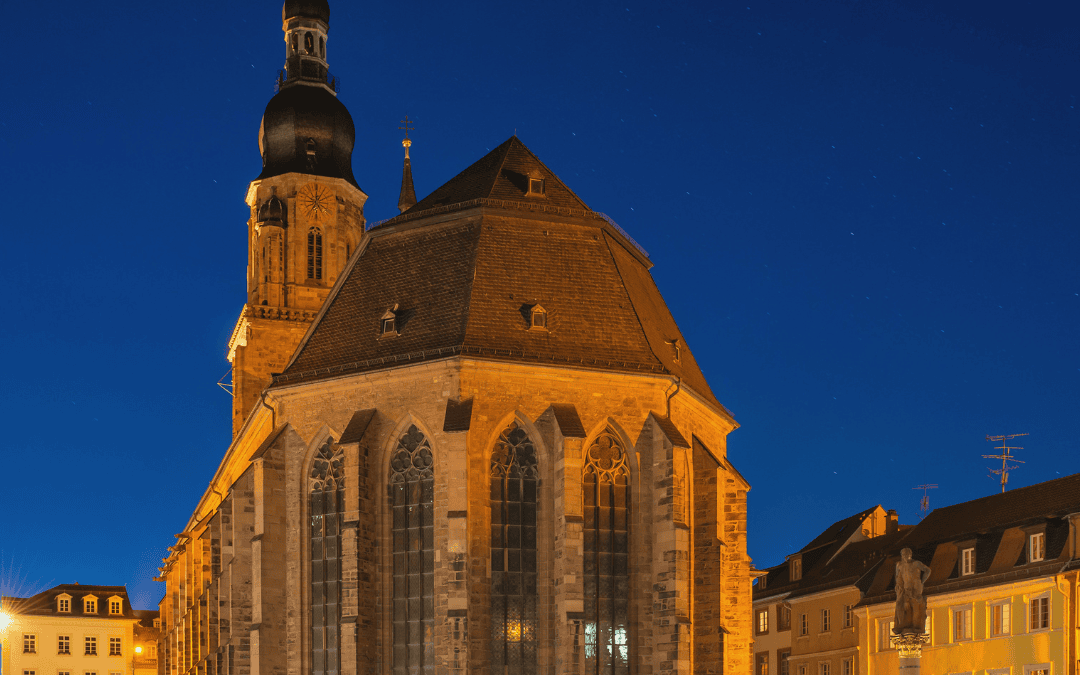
156,2 -> 752,674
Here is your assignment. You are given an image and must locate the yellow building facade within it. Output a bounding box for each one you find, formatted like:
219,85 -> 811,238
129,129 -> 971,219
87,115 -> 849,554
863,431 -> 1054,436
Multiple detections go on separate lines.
1,586 -> 143,675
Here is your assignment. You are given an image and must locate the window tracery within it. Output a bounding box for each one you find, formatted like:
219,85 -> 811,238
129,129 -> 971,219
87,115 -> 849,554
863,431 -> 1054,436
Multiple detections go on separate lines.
490,422 -> 538,675
310,439 -> 345,675
308,227 -> 323,280
582,429 -> 630,674
390,425 -> 434,675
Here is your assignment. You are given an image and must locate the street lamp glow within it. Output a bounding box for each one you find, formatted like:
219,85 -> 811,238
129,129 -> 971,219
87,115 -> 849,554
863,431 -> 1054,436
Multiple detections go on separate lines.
0,610 -> 10,630
135,646 -> 143,654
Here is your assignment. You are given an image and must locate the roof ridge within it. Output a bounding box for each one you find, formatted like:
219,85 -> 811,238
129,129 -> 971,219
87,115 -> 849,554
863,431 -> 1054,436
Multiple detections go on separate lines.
510,136 -> 590,210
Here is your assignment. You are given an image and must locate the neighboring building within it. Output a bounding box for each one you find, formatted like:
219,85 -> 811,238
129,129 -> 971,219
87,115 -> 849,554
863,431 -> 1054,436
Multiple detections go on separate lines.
752,507 -> 907,675
0,585 -> 142,675
131,612 -> 159,675
156,3 -> 753,675
859,473 -> 1080,675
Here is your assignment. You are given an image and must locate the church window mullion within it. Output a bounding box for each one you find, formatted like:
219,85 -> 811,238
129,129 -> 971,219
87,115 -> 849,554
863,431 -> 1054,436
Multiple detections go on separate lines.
310,441 -> 344,675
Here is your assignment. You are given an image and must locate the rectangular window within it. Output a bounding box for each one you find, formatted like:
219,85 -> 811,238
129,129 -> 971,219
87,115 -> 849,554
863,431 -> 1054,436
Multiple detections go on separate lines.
24,634 -> 36,654
821,608 -> 831,632
842,658 -> 853,675
109,638 -> 121,656
109,600 -> 121,615
800,613 -> 808,636
961,547 -> 975,575
990,600 -> 1011,636
778,605 -> 791,631
84,599 -> 97,613
109,671 -> 122,675
58,598 -> 70,613
59,671 -> 71,675
791,558 -> 802,581
778,650 -> 791,675
879,619 -> 894,651
953,608 -> 972,641
58,635 -> 71,655
1024,667 -> 1051,675
798,666 -> 807,675
843,604 -> 852,628
756,652 -> 770,675
757,608 -> 770,634
85,637 -> 97,656
1029,533 -> 1045,562
85,672 -> 97,675
1030,596 -> 1050,631
24,670 -> 36,675
819,663 -> 830,675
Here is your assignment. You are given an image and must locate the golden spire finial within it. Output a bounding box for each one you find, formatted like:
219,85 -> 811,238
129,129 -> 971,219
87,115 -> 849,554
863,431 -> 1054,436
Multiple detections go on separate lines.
399,114 -> 414,158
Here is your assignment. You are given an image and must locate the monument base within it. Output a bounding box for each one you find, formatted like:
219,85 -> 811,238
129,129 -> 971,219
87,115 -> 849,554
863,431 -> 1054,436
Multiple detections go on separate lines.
891,632 -> 930,674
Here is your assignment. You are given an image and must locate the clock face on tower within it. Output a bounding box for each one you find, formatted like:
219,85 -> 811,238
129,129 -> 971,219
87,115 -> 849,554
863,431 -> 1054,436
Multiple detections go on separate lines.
298,183 -> 334,221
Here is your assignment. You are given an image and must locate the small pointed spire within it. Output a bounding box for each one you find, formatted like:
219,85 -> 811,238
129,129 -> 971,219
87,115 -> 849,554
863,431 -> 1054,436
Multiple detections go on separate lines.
397,115 -> 417,213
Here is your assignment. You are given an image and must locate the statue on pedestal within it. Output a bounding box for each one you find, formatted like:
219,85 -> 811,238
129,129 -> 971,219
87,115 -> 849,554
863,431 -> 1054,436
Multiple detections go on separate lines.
894,547 -> 932,634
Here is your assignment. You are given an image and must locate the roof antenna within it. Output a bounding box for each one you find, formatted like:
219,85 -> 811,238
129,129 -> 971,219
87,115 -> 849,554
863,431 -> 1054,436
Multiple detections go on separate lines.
912,484 -> 938,519
983,433 -> 1027,493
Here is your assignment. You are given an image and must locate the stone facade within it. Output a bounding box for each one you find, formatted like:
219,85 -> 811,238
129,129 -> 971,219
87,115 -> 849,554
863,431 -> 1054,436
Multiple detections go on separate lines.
159,357 -> 752,675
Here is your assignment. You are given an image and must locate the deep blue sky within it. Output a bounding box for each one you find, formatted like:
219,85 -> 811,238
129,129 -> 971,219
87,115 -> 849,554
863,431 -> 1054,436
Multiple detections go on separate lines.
1,0 -> 1076,608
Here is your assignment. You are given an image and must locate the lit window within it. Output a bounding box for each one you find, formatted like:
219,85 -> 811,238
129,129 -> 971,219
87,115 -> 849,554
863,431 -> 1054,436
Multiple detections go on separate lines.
960,547 -> 975,575
952,607 -> 972,641
58,596 -> 70,613
821,608 -> 831,632
800,613 -> 808,636
59,635 -> 71,654
1030,595 -> 1050,631
582,428 -> 631,673
530,305 -> 547,330
109,638 -> 121,656
990,600 -> 1011,636
757,608 -> 770,634
24,634 -> 36,654
84,598 -> 97,614
843,604 -> 852,628
490,422 -> 539,674
1029,533 -> 1045,562
85,637 -> 97,656
756,653 -> 770,675
307,227 -> 323,280
1025,667 -> 1051,675
791,557 -> 802,581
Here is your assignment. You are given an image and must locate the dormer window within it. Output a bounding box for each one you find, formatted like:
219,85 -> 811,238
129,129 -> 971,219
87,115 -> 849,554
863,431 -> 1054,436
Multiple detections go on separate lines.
57,594 -> 71,613
526,171 -> 545,197
530,304 -> 548,330
380,305 -> 399,337
790,556 -> 802,581
670,338 -> 681,363
960,547 -> 975,576
1029,532 -> 1045,562
108,597 -> 123,615
83,596 -> 97,614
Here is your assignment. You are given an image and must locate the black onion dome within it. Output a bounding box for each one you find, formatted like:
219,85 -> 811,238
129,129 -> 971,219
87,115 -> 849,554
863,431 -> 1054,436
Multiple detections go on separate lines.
283,0 -> 329,23
258,84 -> 357,186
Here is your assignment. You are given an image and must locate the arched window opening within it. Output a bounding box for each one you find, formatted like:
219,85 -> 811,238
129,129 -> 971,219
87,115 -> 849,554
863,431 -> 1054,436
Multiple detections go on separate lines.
308,227 -> 323,280
310,440 -> 345,675
490,422 -> 538,675
390,425 -> 434,675
304,32 -> 314,54
320,36 -> 325,58
291,33 -> 299,54
583,429 -> 630,675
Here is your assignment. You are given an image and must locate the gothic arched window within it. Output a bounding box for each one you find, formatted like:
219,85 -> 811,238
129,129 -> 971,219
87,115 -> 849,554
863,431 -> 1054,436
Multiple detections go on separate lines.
490,422 -> 538,675
390,425 -> 434,675
308,227 -> 323,280
583,429 -> 630,675
310,440 -> 345,675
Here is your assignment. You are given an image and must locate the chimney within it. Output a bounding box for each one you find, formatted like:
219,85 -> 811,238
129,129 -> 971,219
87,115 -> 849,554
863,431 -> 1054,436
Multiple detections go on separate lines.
886,509 -> 899,535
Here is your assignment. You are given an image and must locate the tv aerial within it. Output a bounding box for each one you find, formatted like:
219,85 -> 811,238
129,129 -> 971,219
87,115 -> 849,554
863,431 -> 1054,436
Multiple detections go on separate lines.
913,484 -> 938,519
983,433 -> 1027,493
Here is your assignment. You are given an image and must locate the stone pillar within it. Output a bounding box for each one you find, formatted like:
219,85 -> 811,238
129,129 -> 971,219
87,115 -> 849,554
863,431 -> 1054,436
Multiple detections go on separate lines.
891,632 -> 929,674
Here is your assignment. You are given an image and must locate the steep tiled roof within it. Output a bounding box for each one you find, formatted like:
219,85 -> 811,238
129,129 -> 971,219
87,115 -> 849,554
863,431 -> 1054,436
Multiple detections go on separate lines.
4,584 -> 134,618
274,139 -> 726,414
403,136 -> 590,214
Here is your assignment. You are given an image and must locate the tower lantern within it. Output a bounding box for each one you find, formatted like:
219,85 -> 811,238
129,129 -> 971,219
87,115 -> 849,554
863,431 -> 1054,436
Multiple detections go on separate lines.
280,0 -> 334,92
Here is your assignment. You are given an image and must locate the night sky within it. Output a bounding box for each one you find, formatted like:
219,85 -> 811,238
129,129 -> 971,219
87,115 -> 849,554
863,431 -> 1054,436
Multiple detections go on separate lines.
1,0 -> 1076,609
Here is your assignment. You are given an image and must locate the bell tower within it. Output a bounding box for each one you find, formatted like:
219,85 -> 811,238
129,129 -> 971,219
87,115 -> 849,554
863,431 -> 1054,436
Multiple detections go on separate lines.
227,0 -> 367,436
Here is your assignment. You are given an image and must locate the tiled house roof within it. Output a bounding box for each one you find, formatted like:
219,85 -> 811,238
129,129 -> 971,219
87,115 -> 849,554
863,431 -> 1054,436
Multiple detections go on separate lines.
3,584 -> 134,618
274,138 -> 727,416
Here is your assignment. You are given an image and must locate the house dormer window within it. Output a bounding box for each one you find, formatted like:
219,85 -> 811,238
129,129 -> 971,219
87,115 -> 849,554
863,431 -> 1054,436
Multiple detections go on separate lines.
1029,532 -> 1045,562
108,597 -> 122,615
530,304 -> 548,330
790,556 -> 802,581
380,305 -> 399,336
57,594 -> 71,613
670,338 -> 681,363
526,171 -> 545,197
960,547 -> 975,576
83,596 -> 97,614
